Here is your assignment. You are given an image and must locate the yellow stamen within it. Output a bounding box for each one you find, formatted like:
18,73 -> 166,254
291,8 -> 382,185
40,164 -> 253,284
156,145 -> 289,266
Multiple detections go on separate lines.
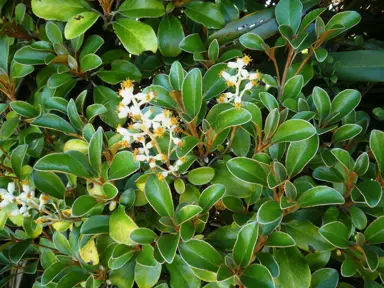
156,173 -> 165,180
131,114 -> 142,121
226,80 -> 235,87
121,140 -> 130,148
121,79 -> 133,89
160,154 -> 168,162
235,102 -> 241,109
133,148 -> 139,161
62,209 -> 72,217
242,55 -> 252,65
118,103 -> 125,111
171,117 -> 178,125
218,95 -> 225,103
154,127 -> 165,138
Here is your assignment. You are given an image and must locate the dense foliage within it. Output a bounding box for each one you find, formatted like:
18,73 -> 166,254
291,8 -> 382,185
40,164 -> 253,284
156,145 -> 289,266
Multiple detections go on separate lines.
1,0 -> 384,287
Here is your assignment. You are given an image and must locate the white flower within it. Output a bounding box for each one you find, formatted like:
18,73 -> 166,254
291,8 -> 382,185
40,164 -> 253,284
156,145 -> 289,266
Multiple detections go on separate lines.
39,194 -> 50,211
240,69 -> 249,78
173,138 -> 183,146
0,186 -> 15,208
244,82 -> 254,91
249,72 -> 261,81
7,182 -> 15,194
9,208 -> 20,217
221,71 -> 237,87
135,154 -> 148,162
118,104 -> 130,119
119,88 -> 134,105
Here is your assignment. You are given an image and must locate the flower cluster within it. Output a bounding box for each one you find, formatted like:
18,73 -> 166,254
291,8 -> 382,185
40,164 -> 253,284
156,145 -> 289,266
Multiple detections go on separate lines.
219,55 -> 261,107
116,80 -> 185,178
0,182 -> 50,217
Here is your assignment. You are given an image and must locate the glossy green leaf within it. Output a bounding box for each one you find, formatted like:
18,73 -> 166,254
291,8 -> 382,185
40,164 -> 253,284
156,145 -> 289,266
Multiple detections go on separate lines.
265,231 -> 296,247
64,12 -> 99,39
32,113 -> 76,134
233,221 -> 259,267
11,144 -> 27,178
31,0 -> 91,21
46,21 -> 63,44
325,11 -> 361,40
319,221 -> 350,249
240,264 -> 275,288
80,54 -> 102,73
227,157 -> 269,186
298,186 -> 345,208
179,240 -> 223,272
130,228 -> 157,244
332,124 -> 362,143
182,68 -> 202,119
215,107 -> 252,132
187,167 -> 215,185
286,135 -> 319,178
157,233 -> 180,263
33,171 -> 66,199
166,255 -> 201,288
158,15 -> 184,57
271,119 -> 316,144
34,152 -> 97,178
329,89 -> 361,124
184,1 -> 225,29
118,0 -> 165,18
240,33 -> 268,51
282,75 -> 304,101
370,130 -> 384,175
145,175 -> 174,217
311,268 -> 339,288
179,34 -> 206,53
257,200 -> 283,224
10,101 -> 39,118
275,247 -> 311,288
109,151 -> 140,180
275,0 -> 303,33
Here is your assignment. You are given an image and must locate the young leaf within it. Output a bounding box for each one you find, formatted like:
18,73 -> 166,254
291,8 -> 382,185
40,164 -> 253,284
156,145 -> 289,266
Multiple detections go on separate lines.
110,205 -> 138,246
113,18 -> 158,55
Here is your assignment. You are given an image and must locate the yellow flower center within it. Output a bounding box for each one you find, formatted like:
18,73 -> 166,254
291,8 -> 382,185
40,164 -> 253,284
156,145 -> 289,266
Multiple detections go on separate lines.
235,102 -> 241,109
218,95 -> 225,103
154,127 -> 165,137
121,79 -> 133,88
156,173 -> 165,180
171,117 -> 178,125
226,80 -> 235,87
242,55 -> 252,65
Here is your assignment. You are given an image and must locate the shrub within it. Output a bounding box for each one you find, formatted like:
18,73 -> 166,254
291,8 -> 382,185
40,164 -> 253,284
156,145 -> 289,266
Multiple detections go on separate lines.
1,0 -> 383,287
